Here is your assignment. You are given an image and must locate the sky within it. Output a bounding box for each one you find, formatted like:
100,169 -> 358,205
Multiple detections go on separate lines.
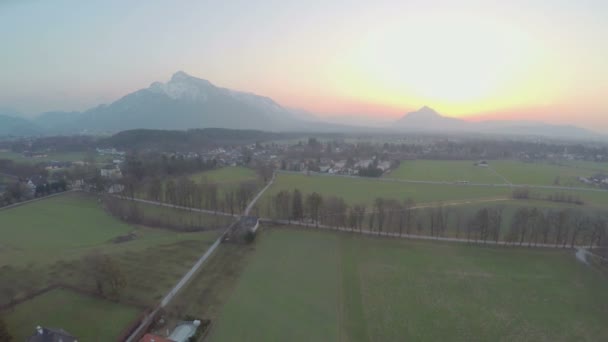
1,0 -> 607,130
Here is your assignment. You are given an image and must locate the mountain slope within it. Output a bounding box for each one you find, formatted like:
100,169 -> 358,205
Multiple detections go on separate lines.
76,71 -> 301,132
0,114 -> 40,136
395,106 -> 467,130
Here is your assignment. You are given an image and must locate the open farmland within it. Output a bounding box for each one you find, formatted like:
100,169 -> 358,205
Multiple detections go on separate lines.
263,172 -> 510,207
0,151 -> 88,163
5,288 -> 140,341
211,228 -> 608,342
189,166 -> 260,195
388,160 -> 507,184
0,192 -> 225,338
490,160 -> 595,187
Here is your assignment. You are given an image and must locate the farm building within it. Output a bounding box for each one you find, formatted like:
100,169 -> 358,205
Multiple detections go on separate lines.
223,215 -> 259,243
27,326 -> 78,342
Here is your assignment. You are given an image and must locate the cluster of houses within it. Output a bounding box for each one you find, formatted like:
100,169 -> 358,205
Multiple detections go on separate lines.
578,174 -> 608,188
280,157 -> 394,176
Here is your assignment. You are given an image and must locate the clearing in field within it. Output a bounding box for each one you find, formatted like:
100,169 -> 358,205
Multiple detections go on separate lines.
388,160 -> 507,184
211,228 -> 608,342
0,192 -> 226,337
5,288 -> 140,341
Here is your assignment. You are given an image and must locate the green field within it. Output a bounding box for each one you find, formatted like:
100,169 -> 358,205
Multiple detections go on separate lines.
0,192 -> 223,337
490,160 -> 594,187
388,159 -> 608,188
5,288 -> 140,341
212,228 -> 608,342
0,151 -> 88,163
388,160 -> 507,184
264,173 -> 608,213
265,173 -> 510,208
0,193 -> 219,267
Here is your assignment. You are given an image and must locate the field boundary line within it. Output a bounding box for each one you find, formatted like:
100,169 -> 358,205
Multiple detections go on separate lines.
275,170 -> 608,193
0,189 -> 76,211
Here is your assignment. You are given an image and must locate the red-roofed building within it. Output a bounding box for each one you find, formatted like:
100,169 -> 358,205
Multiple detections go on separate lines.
139,333 -> 175,342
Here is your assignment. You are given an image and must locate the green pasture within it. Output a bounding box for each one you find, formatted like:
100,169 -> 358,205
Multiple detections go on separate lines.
388,160 -> 506,184
0,192 -> 221,307
212,228 -> 608,342
490,160 -> 591,187
264,173 -> 510,207
5,288 -> 140,341
0,151 -> 87,163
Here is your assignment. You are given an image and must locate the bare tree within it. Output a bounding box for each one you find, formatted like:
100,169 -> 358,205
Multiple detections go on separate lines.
591,214 -> 607,249
374,198 -> 386,235
84,253 -> 126,298
305,192 -> 323,227
146,178 -> 162,202
354,204 -> 366,232
274,190 -> 291,221
291,189 -> 304,221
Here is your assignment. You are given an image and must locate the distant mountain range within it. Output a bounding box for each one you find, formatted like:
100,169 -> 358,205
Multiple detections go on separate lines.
395,106 -> 596,139
0,71 -> 603,140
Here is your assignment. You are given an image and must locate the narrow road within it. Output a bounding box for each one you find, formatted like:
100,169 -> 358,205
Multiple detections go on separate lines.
244,173 -> 275,215
125,175 -> 275,342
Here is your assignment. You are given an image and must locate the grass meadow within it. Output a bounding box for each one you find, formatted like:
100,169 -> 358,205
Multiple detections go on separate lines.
211,228 -> 608,342
0,151 -> 88,163
263,173 -> 511,207
5,288 -> 140,341
389,159 -> 608,188
0,192 -> 224,338
387,160 -> 507,184
261,172 -> 608,216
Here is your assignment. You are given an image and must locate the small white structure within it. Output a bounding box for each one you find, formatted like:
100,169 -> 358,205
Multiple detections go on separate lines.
168,320 -> 201,342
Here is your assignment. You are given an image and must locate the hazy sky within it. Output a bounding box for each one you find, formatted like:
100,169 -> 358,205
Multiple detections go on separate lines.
1,0 -> 607,130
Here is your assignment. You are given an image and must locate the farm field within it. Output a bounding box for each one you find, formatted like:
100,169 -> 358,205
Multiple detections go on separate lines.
388,160 -> 507,184
489,160 -> 594,187
211,228 -> 608,342
0,151 -> 88,163
264,173 -> 511,207
5,288 -> 140,341
0,192 -> 225,336
0,192 -> 220,267
263,173 -> 608,213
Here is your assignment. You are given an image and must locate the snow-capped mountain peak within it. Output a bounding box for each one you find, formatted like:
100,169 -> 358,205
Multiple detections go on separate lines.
149,71 -> 213,101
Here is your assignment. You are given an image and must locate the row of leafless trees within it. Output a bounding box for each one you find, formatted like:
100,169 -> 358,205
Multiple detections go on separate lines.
269,189 -> 608,248
128,176 -> 259,215
502,207 -> 607,248
268,189 -> 419,235
103,196 -> 227,232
